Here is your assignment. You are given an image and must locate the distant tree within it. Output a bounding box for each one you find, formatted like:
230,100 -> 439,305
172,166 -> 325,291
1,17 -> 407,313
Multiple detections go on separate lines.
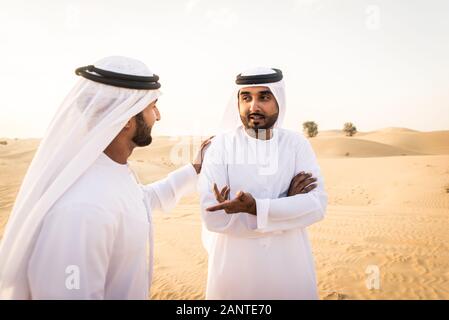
343,122 -> 357,137
303,121 -> 318,138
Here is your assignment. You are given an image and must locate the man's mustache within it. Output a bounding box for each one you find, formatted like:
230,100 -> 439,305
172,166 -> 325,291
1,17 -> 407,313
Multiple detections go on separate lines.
247,113 -> 265,118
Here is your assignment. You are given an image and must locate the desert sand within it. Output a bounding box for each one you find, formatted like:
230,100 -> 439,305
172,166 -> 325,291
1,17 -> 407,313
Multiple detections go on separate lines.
1,128 -> 448,299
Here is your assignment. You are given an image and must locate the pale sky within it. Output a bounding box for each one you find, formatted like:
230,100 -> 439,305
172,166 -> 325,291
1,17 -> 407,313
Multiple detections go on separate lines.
1,0 -> 448,138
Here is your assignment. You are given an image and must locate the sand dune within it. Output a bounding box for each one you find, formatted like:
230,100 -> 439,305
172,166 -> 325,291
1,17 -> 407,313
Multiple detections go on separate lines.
360,130 -> 449,155
1,128 -> 448,299
310,137 -> 422,157
312,128 -> 449,157
377,127 -> 420,133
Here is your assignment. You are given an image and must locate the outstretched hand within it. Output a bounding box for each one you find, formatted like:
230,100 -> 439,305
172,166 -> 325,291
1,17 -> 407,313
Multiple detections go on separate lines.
207,184 -> 256,215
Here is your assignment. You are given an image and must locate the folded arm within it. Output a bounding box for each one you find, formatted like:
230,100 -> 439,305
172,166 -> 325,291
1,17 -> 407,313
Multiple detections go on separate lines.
255,139 -> 328,232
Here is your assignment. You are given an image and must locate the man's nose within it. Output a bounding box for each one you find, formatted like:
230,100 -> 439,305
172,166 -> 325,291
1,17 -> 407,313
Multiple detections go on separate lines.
155,106 -> 161,121
249,100 -> 261,113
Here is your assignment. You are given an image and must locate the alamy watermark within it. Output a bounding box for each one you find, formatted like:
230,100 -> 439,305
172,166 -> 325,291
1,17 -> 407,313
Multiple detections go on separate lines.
65,265 -> 80,290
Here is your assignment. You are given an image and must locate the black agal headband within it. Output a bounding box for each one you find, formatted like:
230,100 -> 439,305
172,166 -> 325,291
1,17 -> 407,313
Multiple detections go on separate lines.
235,68 -> 283,85
75,65 -> 161,90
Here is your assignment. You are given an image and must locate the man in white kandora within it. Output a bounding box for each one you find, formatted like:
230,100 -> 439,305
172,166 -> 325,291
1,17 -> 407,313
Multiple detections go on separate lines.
199,67 -> 328,299
0,56 -> 211,299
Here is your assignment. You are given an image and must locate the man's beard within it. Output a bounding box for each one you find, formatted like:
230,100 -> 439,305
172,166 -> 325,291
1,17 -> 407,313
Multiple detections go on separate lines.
132,112 -> 153,147
240,110 -> 279,131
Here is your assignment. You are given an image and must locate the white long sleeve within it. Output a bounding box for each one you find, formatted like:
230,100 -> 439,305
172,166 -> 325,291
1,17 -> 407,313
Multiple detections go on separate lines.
142,164 -> 198,213
28,164 -> 199,299
255,139 -> 328,232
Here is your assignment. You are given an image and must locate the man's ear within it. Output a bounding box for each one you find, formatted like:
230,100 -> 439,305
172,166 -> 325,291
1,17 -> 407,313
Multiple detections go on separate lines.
124,119 -> 132,129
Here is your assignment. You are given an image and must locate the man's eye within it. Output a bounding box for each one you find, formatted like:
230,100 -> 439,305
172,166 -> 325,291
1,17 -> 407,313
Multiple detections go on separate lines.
261,95 -> 270,100
242,96 -> 250,101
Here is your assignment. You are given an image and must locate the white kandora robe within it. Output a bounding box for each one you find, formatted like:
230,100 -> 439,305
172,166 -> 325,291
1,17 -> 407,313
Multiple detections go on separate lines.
28,153 -> 198,299
199,126 -> 328,299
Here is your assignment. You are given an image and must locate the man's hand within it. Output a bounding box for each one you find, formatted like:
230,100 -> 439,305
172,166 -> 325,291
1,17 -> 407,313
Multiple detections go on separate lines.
192,136 -> 214,174
207,185 -> 256,215
212,183 -> 230,203
287,172 -> 317,196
